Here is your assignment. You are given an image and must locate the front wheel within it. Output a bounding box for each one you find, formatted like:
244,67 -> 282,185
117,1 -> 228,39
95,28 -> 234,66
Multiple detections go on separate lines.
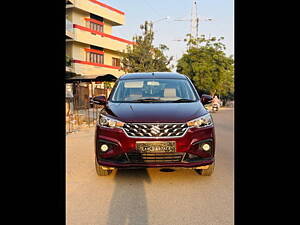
196,162 -> 215,176
95,157 -> 113,176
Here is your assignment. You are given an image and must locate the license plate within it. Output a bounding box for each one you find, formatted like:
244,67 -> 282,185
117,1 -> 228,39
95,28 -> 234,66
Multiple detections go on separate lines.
136,141 -> 176,153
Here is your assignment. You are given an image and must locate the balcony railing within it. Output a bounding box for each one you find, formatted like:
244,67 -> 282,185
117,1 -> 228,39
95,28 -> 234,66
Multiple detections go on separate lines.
70,0 -> 124,25
88,0 -> 125,15
73,24 -> 135,45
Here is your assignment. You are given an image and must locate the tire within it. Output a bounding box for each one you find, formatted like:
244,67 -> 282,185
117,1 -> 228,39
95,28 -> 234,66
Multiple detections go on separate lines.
196,162 -> 215,176
95,157 -> 113,176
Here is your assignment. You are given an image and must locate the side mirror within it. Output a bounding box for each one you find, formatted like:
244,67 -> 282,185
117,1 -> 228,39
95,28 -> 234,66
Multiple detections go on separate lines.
92,95 -> 107,105
201,94 -> 213,105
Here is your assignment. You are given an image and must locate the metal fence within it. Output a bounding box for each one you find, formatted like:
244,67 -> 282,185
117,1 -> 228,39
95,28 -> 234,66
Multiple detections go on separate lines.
66,97 -> 104,134
65,83 -> 110,134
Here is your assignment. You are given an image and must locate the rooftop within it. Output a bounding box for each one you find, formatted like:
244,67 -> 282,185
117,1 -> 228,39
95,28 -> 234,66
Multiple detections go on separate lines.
119,72 -> 187,80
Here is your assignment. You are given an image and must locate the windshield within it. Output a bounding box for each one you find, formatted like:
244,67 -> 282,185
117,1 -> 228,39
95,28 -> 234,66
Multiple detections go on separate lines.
111,78 -> 198,103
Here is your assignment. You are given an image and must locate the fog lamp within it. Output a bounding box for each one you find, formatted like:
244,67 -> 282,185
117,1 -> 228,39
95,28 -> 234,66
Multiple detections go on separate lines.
100,144 -> 109,152
202,143 -> 211,151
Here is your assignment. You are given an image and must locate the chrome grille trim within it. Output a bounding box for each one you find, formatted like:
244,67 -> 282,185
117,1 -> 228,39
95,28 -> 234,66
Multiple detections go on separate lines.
122,123 -> 189,138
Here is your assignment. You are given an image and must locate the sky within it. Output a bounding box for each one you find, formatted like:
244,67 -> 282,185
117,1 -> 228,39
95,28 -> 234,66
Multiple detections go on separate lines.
100,0 -> 234,69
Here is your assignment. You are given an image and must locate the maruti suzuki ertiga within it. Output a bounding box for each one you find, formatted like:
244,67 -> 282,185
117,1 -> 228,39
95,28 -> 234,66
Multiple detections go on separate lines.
94,72 -> 215,176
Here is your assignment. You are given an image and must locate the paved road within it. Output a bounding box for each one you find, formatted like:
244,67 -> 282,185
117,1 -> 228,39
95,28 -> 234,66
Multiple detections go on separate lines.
66,108 -> 234,225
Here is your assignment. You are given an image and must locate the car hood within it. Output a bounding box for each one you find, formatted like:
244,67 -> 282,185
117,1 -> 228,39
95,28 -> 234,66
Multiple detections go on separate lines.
102,101 -> 208,123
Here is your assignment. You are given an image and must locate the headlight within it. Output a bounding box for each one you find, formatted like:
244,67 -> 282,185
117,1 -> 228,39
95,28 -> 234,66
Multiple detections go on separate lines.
186,114 -> 213,128
98,114 -> 125,128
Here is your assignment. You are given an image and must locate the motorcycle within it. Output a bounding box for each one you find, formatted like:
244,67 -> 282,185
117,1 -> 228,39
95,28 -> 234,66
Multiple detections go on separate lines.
212,103 -> 219,112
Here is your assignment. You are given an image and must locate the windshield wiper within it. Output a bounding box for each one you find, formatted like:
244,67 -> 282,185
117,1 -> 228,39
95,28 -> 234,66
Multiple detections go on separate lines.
131,98 -> 162,102
172,98 -> 195,102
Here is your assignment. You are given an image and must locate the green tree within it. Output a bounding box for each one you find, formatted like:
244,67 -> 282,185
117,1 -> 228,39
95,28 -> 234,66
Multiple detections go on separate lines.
121,21 -> 173,73
177,34 -> 234,98
66,56 -> 72,67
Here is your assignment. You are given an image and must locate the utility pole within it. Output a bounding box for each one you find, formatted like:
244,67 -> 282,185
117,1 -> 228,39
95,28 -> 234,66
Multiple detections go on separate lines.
174,1 -> 212,43
191,1 -> 199,39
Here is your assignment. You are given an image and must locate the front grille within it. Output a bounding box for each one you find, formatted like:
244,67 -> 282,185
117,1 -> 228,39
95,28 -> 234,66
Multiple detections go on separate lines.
123,123 -> 188,137
127,152 -> 185,163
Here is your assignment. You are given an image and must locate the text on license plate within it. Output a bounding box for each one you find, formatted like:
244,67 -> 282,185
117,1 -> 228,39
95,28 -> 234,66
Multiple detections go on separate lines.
136,141 -> 176,153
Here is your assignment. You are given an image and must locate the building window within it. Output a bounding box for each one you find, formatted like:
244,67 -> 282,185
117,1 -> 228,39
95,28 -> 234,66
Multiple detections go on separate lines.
86,52 -> 104,64
89,22 -> 103,33
112,57 -> 121,67
88,13 -> 104,34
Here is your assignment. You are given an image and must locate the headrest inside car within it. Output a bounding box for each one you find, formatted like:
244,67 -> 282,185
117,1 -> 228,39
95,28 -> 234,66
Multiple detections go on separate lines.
164,88 -> 176,97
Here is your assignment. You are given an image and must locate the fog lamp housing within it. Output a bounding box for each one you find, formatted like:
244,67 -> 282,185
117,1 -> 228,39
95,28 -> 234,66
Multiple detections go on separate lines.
193,139 -> 214,155
97,140 -> 118,156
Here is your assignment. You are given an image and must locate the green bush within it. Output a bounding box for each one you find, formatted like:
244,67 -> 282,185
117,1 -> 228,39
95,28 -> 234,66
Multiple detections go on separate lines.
66,56 -> 72,67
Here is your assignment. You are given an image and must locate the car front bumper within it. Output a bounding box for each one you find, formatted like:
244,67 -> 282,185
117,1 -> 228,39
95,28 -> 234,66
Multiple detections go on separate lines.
95,125 -> 215,168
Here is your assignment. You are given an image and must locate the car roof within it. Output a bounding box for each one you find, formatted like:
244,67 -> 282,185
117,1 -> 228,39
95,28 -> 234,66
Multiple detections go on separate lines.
119,72 -> 187,80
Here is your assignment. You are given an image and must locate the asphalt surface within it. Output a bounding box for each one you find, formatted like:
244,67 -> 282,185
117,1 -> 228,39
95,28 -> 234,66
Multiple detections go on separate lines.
66,108 -> 234,225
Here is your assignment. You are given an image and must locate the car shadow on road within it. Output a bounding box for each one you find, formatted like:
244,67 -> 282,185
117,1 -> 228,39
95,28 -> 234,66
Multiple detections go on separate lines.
106,169 -> 151,225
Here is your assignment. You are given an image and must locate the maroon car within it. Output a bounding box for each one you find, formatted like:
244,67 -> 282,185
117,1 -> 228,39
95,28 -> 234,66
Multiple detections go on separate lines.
94,72 -> 215,176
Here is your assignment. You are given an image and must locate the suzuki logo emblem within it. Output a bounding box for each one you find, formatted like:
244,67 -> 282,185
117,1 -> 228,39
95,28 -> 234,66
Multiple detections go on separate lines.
150,125 -> 160,134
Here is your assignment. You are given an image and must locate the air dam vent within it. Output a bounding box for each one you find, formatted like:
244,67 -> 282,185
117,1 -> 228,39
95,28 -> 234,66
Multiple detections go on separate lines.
127,152 -> 185,163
